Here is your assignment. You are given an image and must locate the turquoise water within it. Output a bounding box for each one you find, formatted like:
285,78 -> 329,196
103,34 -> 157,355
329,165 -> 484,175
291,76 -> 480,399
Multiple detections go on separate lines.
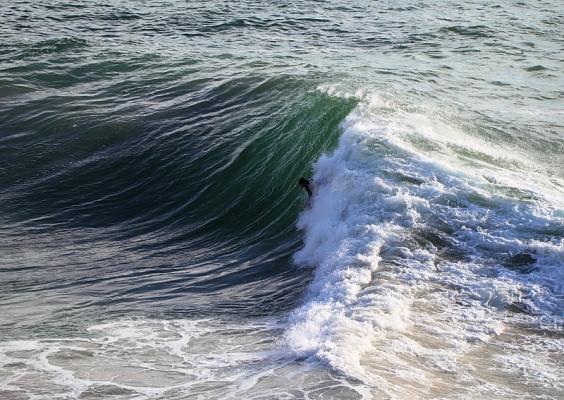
1,1 -> 563,399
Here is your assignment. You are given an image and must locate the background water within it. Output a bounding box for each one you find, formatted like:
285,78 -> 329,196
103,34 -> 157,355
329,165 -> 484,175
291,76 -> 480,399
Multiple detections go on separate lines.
1,1 -> 563,399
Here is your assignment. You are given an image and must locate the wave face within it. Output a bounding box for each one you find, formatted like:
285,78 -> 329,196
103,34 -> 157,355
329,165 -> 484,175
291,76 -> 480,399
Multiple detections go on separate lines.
1,0 -> 563,399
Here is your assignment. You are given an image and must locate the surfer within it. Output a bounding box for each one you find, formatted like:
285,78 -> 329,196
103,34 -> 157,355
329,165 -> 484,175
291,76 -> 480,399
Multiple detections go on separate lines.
298,177 -> 313,207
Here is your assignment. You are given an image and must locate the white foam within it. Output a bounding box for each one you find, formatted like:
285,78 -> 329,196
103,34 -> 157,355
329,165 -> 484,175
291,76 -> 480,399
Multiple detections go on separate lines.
318,84 -> 564,207
283,86 -> 564,394
0,318 -> 372,399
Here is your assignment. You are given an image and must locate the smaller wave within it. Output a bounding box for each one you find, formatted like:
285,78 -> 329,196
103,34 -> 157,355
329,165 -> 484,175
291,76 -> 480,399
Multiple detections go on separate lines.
525,65 -> 548,72
16,37 -> 88,59
439,25 -> 495,38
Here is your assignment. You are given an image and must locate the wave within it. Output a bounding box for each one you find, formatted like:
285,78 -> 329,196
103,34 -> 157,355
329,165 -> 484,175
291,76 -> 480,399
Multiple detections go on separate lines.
1,80 -> 562,398
0,75 -> 359,328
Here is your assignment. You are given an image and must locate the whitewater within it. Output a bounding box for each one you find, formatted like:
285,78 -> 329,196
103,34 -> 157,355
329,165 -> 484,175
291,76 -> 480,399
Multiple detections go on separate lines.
287,88 -> 563,397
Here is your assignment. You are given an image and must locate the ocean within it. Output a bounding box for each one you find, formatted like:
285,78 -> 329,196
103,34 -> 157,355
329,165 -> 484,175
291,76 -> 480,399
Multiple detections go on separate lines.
0,1 -> 562,399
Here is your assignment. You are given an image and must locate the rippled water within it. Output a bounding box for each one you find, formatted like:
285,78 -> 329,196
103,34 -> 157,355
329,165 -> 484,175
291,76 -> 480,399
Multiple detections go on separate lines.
1,1 -> 563,399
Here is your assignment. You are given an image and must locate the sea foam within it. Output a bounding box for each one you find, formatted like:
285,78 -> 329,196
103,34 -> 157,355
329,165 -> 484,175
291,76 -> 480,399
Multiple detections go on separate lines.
284,87 -> 564,392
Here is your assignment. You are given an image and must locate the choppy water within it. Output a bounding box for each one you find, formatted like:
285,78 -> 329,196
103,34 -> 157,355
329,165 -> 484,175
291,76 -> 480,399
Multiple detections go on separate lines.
1,1 -> 563,399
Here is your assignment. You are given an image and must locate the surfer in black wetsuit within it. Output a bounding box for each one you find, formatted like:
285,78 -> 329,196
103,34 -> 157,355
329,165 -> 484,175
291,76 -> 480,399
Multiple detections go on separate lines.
298,177 -> 313,205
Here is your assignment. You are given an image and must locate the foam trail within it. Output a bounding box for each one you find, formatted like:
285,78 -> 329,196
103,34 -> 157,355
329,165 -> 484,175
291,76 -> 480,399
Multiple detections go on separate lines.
0,318 -> 373,399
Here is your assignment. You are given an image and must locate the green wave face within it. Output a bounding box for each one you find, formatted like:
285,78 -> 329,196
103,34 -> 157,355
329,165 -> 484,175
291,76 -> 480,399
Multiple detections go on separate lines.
0,64 -> 357,325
